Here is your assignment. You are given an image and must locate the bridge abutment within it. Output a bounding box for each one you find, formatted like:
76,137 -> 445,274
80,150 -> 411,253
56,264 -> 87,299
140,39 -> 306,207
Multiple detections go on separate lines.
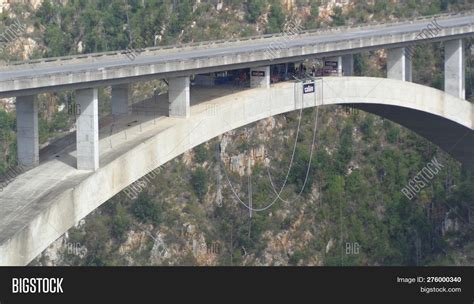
250,66 -> 270,88
111,84 -> 132,116
15,95 -> 39,167
387,47 -> 412,81
444,39 -> 465,99
168,76 -> 190,118
76,88 -> 99,171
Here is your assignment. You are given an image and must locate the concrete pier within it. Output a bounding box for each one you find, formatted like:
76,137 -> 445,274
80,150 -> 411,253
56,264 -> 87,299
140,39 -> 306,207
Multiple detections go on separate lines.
168,76 -> 190,118
444,39 -> 465,99
111,84 -> 132,116
76,88 -> 99,171
16,95 -> 39,167
387,47 -> 412,81
250,66 -> 270,88
342,54 -> 354,76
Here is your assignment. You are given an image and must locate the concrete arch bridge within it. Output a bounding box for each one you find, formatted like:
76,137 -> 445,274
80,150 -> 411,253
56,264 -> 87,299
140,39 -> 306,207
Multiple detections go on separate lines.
0,76 -> 472,265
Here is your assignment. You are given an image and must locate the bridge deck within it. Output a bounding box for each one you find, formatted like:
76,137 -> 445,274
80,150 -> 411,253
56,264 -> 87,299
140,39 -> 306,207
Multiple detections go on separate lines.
0,14 -> 472,97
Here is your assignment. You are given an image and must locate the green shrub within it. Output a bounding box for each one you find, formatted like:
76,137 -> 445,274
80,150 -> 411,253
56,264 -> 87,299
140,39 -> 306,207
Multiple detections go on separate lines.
132,193 -> 162,223
191,167 -> 208,202
194,144 -> 209,163
360,115 -> 375,140
247,0 -> 266,22
111,203 -> 131,241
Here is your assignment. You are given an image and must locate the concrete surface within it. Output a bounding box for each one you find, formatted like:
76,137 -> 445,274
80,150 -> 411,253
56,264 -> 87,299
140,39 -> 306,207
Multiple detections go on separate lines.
76,88 -> 99,170
444,39 -> 465,99
15,95 -> 39,167
168,76 -> 190,118
387,47 -> 411,81
250,66 -> 270,88
111,84 -> 131,116
342,54 -> 354,76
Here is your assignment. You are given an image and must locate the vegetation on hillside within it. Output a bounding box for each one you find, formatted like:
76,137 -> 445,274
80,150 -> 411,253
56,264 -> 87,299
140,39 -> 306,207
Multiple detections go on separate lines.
0,0 -> 472,266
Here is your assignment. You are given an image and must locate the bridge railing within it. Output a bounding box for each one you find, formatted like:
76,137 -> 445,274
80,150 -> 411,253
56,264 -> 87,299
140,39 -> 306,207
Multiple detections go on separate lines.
0,24 -> 473,84
1,10 -> 473,70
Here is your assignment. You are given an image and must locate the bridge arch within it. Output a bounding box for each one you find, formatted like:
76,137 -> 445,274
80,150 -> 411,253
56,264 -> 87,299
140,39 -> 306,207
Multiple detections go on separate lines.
0,77 -> 472,265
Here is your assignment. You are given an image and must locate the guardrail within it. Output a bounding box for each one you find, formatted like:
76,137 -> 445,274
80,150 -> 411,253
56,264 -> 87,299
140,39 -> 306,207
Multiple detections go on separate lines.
2,10 -> 473,68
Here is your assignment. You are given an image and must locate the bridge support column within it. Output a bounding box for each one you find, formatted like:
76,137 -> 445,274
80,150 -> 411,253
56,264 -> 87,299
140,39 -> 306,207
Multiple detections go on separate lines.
76,88 -> 99,171
111,84 -> 131,116
168,76 -> 190,118
405,54 -> 412,82
387,47 -> 411,81
444,39 -> 465,99
16,95 -> 39,167
250,66 -> 270,88
342,54 -> 353,76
